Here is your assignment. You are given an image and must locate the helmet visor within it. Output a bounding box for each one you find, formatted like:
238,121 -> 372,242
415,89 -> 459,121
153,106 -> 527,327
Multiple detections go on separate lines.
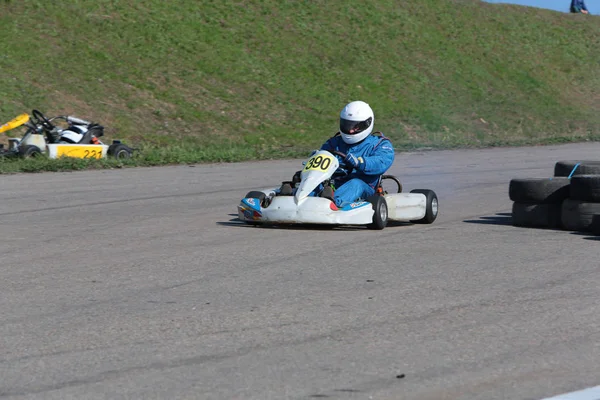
340,117 -> 372,135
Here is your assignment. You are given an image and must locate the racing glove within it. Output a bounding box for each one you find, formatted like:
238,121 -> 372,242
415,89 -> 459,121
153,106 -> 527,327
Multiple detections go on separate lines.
345,153 -> 365,171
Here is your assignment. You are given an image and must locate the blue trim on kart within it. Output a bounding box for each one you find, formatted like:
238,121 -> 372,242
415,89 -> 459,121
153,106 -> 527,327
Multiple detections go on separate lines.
338,201 -> 370,211
239,198 -> 263,221
241,197 -> 261,211
242,207 -> 261,220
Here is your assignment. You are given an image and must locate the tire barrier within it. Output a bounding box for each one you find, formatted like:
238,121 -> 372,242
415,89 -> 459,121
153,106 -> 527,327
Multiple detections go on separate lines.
509,160 -> 600,233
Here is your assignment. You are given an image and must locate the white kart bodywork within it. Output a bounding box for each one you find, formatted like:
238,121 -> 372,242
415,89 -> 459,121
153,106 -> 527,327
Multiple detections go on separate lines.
240,192 -> 428,224
238,150 -> 436,226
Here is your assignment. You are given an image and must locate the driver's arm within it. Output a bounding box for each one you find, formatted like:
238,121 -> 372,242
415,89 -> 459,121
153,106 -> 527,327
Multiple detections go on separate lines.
320,137 -> 345,162
361,140 -> 395,176
320,137 -> 336,152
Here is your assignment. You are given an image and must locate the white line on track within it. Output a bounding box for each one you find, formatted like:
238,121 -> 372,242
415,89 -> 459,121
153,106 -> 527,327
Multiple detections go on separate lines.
541,385 -> 600,400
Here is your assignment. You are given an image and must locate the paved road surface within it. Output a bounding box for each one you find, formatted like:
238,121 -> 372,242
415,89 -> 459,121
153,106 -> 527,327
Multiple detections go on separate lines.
1,143 -> 600,400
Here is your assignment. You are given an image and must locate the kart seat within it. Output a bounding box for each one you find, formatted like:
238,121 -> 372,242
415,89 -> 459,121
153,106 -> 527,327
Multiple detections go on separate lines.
378,175 -> 403,194
77,124 -> 104,144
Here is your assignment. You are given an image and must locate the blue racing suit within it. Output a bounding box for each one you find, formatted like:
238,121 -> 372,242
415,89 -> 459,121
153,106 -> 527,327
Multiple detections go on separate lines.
320,132 -> 395,207
571,0 -> 589,13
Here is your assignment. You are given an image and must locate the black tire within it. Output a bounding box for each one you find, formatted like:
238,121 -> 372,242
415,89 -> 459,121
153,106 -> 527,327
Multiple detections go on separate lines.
508,177 -> 570,204
410,189 -> 439,224
244,191 -> 266,202
366,195 -> 388,230
554,161 -> 600,177
561,199 -> 600,232
241,191 -> 268,225
590,214 -> 600,236
108,143 -> 133,159
569,175 -> 600,202
19,145 -> 43,158
245,190 -> 276,208
512,202 -> 562,229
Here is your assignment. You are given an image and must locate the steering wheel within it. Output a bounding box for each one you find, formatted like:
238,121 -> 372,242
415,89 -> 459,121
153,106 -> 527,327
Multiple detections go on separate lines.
31,109 -> 55,131
329,150 -> 352,176
331,150 -> 347,160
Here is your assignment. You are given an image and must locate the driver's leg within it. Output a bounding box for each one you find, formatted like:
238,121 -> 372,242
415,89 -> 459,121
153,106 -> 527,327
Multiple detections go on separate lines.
333,179 -> 374,207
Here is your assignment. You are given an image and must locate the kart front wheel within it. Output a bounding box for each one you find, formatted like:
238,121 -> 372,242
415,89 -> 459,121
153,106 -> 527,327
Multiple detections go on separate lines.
242,191 -> 268,225
410,189 -> 438,224
19,145 -> 43,158
245,190 -> 266,201
367,195 -> 388,230
244,190 -> 274,208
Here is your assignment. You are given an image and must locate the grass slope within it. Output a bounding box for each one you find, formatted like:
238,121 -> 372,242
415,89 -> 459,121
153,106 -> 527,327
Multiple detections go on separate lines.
0,0 -> 598,171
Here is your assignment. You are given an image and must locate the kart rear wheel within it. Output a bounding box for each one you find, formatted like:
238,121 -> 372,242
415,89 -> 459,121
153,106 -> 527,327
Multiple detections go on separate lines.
367,195 -> 388,230
410,189 -> 438,224
19,145 -> 43,159
108,143 -> 133,159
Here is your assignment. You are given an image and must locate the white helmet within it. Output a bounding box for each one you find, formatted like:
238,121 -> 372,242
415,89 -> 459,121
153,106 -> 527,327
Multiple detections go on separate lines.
339,101 -> 374,144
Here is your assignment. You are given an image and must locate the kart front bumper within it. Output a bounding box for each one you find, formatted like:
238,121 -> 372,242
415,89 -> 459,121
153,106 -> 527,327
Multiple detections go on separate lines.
238,196 -> 374,225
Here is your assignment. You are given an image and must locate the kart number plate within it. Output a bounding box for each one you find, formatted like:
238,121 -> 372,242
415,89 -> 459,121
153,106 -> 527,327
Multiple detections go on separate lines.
304,154 -> 334,172
55,145 -> 103,159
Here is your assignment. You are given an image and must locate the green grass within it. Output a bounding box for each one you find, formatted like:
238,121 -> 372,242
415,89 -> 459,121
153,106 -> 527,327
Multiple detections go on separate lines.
0,0 -> 598,173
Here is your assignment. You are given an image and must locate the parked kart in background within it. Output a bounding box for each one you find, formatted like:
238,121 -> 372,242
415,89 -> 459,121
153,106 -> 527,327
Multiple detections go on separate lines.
0,109 -> 133,159
238,149 -> 439,230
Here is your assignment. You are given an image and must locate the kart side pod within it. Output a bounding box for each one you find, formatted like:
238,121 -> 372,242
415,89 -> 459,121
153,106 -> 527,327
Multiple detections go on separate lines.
385,190 -> 438,223
46,143 -> 109,159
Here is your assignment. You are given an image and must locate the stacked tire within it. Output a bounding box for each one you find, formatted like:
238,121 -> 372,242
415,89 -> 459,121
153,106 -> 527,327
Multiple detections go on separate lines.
510,161 -> 600,233
509,177 -> 570,229
557,161 -> 600,233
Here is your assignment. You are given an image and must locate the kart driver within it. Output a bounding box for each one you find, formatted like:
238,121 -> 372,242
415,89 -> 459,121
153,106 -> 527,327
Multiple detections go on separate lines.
279,101 -> 395,207
318,100 -> 395,207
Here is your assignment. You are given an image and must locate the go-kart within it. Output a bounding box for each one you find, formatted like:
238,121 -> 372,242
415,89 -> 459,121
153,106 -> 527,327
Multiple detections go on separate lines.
0,109 -> 133,159
237,150 -> 438,230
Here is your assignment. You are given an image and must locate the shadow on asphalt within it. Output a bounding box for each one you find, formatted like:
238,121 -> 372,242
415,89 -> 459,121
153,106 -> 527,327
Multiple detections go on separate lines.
569,231 -> 600,241
463,213 -> 513,226
217,216 -> 413,231
463,214 -> 600,240
216,218 -> 360,231
221,212 -> 600,237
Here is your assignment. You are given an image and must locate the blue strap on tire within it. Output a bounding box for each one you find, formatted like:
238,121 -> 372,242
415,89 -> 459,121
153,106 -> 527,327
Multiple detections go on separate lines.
567,163 -> 581,179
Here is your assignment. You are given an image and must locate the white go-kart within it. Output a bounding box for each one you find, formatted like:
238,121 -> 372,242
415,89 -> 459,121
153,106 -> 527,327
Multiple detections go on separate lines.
0,109 -> 133,159
237,150 -> 438,229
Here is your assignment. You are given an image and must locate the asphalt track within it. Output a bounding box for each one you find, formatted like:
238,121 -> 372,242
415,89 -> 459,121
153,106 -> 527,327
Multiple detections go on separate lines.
1,142 -> 600,400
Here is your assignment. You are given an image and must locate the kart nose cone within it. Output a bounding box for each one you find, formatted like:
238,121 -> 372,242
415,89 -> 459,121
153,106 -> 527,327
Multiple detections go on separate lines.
294,189 -> 308,204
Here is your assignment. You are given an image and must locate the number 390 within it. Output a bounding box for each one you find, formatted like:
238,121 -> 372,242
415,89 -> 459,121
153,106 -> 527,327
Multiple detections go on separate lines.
305,155 -> 331,171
